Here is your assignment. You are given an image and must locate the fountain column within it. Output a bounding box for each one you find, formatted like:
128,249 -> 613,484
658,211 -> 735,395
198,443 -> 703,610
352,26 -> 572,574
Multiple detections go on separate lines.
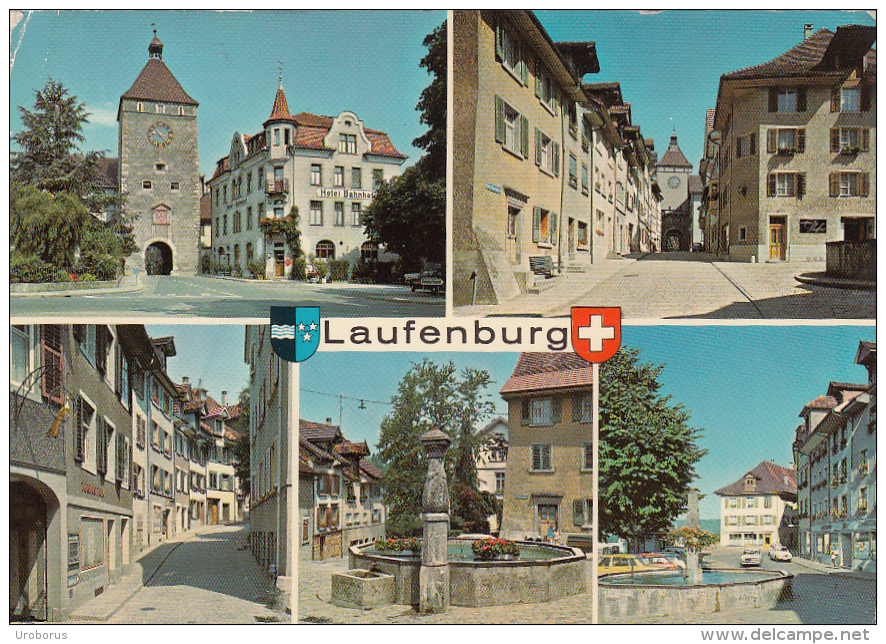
419,428 -> 451,614
685,488 -> 703,585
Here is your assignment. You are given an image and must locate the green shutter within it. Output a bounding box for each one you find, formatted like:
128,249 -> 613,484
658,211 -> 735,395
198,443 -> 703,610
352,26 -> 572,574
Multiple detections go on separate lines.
494,95 -> 505,144
495,20 -> 503,61
535,129 -> 542,166
797,87 -> 807,112
520,47 -> 529,86
797,129 -> 805,153
553,142 -> 561,177
535,57 -> 542,98
532,207 -> 541,242
551,213 -> 558,243
520,115 -> 529,158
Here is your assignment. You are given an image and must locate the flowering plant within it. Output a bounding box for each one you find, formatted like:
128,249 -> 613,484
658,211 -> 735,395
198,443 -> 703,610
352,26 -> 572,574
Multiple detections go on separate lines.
374,537 -> 422,554
666,527 -> 718,553
471,537 -> 521,560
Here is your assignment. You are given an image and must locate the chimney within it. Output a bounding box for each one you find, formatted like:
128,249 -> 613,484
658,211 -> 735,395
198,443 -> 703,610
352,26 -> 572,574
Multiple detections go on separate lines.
804,23 -> 813,40
326,417 -> 333,425
182,376 -> 189,385
221,390 -> 228,405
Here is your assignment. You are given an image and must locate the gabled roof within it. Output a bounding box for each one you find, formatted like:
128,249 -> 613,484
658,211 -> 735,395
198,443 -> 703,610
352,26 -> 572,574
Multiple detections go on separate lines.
826,381 -> 868,402
300,419 -> 343,444
359,459 -> 383,481
300,435 -> 335,463
501,353 -> 593,397
150,336 -> 177,357
800,395 -> 838,414
658,133 -> 692,169
715,461 -> 797,498
121,57 -> 198,107
721,26 -> 876,82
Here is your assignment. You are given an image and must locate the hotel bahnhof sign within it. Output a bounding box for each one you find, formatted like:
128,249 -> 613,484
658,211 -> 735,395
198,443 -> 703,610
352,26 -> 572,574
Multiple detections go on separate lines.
316,187 -> 375,200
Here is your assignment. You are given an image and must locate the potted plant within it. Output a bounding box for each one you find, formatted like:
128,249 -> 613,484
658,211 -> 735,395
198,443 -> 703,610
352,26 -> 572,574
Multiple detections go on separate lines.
471,537 -> 521,561
374,537 -> 422,557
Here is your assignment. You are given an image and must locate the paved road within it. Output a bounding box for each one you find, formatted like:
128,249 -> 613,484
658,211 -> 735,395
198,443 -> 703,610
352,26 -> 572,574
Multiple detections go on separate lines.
298,551 -> 875,624
10,275 -> 445,319
107,524 -> 286,624
459,253 -> 875,320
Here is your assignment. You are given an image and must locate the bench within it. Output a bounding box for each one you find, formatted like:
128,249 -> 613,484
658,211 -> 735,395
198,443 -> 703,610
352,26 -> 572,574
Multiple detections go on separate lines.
566,534 -> 594,553
529,255 -> 555,278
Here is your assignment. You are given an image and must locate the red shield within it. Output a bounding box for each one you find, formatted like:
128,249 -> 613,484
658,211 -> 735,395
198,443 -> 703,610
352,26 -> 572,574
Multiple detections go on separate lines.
571,307 -> 621,363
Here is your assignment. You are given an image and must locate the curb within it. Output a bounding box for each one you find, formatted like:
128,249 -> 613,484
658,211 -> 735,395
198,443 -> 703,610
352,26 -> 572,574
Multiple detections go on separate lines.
11,276 -> 144,298
795,272 -> 876,291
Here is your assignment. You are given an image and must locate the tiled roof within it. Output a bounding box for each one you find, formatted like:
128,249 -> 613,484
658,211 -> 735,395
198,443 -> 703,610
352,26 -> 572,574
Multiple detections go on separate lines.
501,353 -> 594,396
300,435 -> 335,463
121,57 -> 198,106
200,192 -> 211,222
688,175 -> 703,194
722,26 -> 876,82
802,395 -> 838,412
268,87 -> 290,121
299,455 -> 316,475
715,461 -> 797,497
658,133 -> 692,168
293,126 -> 330,150
364,130 -> 406,158
300,419 -> 342,443
150,336 -> 176,357
359,459 -> 383,480
334,441 -> 371,458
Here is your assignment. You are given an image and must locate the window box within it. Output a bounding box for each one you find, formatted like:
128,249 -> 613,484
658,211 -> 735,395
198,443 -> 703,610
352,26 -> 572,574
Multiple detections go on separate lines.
840,145 -> 861,155
776,147 -> 796,156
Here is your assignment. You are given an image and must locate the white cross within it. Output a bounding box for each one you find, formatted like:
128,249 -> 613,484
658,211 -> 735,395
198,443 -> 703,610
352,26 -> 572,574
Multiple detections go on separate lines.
578,315 -> 615,352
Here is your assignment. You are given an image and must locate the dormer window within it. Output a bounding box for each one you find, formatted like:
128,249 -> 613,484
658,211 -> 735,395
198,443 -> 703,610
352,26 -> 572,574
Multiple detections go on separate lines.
339,133 -> 357,154
137,102 -> 144,113
744,475 -> 756,492
156,104 -> 165,114
284,129 -> 291,146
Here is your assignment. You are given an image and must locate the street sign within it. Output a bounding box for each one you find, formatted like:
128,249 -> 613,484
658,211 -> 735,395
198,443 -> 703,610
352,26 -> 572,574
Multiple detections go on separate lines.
571,307 -> 621,363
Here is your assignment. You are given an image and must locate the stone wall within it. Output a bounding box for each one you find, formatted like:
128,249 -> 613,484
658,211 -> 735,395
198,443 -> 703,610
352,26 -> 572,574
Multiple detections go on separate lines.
826,240 -> 876,279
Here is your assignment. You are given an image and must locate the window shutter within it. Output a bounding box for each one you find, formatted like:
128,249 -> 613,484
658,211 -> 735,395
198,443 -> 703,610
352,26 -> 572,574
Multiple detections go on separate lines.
797,129 -> 805,153
831,87 -> 841,112
750,133 -> 756,155
543,445 -> 551,470
96,417 -> 105,475
494,20 -> 503,61
96,326 -> 108,376
114,344 -> 123,397
520,47 -> 529,86
553,141 -> 560,177
830,128 -> 840,153
535,58 -> 542,98
767,129 -> 776,153
535,129 -> 542,166
861,129 -> 870,152
74,397 -> 84,462
532,445 -> 541,471
797,87 -> 807,112
829,173 -> 839,197
551,212 -> 558,243
552,398 -> 561,424
797,173 -> 806,198
494,95 -> 505,144
860,84 -> 871,112
860,173 -> 870,197
41,325 -> 64,405
532,207 -> 541,243
552,89 -> 559,116
768,88 -> 778,112
767,174 -> 776,197
520,115 -> 529,158
573,499 -> 584,525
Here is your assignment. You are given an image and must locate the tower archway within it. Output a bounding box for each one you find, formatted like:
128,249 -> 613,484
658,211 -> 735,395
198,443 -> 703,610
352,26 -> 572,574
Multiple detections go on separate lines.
145,241 -> 173,275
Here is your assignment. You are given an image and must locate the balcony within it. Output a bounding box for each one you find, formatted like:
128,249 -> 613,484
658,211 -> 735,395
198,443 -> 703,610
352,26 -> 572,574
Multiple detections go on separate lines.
265,177 -> 289,196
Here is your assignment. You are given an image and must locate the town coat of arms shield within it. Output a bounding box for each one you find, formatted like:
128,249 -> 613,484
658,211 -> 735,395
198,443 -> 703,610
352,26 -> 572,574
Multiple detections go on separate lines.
571,307 -> 621,364
270,306 -> 320,362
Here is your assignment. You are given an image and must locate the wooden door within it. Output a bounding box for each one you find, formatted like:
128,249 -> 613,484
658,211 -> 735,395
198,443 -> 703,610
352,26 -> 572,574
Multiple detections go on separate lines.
9,483 -> 47,621
769,223 -> 786,260
538,504 -> 559,538
211,503 -> 218,525
507,206 -> 521,265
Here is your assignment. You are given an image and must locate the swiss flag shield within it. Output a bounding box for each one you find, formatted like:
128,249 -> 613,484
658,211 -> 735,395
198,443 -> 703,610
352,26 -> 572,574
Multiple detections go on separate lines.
572,307 -> 621,364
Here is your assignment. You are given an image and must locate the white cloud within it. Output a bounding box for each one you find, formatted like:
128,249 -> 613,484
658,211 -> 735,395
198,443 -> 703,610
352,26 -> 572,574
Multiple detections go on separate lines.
85,105 -> 118,128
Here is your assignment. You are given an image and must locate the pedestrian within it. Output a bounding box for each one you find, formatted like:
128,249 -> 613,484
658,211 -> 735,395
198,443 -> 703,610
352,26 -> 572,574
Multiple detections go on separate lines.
831,549 -> 838,568
553,529 -> 561,545
547,525 -> 554,543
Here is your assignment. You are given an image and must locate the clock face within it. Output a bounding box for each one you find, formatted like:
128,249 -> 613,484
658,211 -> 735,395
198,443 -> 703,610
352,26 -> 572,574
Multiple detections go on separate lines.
147,122 -> 173,148
668,176 -> 681,189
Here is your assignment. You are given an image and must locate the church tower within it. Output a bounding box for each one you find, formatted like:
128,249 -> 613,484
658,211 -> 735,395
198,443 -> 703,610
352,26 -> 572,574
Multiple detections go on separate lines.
119,31 -> 200,275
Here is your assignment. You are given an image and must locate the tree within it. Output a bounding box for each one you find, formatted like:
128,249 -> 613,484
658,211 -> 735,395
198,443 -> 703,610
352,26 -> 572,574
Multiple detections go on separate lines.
598,347 -> 707,551
233,434 -> 250,497
362,21 -> 446,274
412,22 -> 446,182
376,359 -> 496,536
11,79 -> 116,213
10,183 -> 90,266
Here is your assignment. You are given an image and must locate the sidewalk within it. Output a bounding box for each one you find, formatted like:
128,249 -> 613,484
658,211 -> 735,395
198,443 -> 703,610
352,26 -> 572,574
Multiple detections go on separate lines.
10,274 -> 143,298
790,555 -> 877,581
67,523 -> 213,621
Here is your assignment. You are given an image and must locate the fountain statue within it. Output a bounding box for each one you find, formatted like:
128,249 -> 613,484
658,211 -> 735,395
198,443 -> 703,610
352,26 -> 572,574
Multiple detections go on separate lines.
419,428 -> 451,613
684,488 -> 703,585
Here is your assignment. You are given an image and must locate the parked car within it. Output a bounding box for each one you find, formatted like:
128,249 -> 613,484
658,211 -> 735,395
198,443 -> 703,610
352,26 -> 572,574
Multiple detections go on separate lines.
407,270 -> 444,294
598,554 -> 656,575
768,545 -> 793,562
740,548 -> 763,567
643,552 -> 685,570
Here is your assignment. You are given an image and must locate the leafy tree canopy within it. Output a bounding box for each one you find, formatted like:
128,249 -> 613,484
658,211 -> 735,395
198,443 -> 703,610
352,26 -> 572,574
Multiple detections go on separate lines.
598,347 -> 707,550
412,21 -> 446,182
376,359 -> 496,536
11,183 -> 90,266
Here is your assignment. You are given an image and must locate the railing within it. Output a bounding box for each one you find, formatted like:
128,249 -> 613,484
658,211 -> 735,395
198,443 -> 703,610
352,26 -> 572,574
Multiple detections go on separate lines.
265,177 -> 289,195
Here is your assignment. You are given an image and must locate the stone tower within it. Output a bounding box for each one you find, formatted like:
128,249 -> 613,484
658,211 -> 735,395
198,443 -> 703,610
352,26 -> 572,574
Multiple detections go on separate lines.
119,31 -> 200,275
655,132 -> 693,251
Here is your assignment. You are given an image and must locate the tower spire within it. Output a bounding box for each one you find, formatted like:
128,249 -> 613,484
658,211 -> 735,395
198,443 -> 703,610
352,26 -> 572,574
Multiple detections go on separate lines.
278,60 -> 284,90
149,24 -> 163,60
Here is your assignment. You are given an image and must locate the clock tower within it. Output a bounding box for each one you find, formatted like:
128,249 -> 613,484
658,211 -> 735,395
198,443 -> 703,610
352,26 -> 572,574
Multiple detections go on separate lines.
655,131 -> 693,251
119,31 -> 200,275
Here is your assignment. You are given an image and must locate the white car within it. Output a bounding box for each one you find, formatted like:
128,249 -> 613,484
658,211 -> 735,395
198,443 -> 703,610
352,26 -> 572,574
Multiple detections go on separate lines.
740,548 -> 763,567
769,545 -> 793,562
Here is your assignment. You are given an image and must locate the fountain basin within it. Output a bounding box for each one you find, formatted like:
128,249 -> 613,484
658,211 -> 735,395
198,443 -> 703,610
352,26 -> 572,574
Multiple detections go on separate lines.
331,568 -> 396,610
349,540 -> 586,607
600,568 -> 793,620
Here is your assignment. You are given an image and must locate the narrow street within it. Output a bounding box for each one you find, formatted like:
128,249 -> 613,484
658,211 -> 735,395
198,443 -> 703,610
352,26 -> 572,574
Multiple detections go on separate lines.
458,253 -> 875,320
10,275 -> 445,319
90,524 -> 286,624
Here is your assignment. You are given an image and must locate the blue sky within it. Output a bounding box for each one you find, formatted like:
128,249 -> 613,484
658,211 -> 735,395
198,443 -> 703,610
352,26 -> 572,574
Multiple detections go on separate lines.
9,10 -> 445,177
301,325 -> 875,520
538,9 -> 876,174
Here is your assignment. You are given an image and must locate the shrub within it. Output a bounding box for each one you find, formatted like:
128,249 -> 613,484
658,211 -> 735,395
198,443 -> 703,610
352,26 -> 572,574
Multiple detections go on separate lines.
10,256 -> 56,283
247,261 -> 265,279
315,262 -> 328,280
328,260 -> 350,282
52,269 -> 72,283
76,254 -> 118,281
350,260 -> 373,283
374,537 -> 422,554
290,257 -> 306,281
79,273 -> 96,282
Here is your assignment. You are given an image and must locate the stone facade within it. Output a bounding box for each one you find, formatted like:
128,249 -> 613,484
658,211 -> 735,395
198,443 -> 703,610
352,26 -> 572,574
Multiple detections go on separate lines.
119,34 -> 201,276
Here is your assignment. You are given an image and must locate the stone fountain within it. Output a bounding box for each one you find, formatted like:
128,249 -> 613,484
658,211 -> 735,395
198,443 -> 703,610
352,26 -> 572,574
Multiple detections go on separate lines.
418,427 -> 451,614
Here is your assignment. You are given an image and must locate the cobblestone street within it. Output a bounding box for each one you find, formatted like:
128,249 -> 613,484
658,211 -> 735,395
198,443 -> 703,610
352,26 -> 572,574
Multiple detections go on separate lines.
84,524 -> 286,624
298,548 -> 876,624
